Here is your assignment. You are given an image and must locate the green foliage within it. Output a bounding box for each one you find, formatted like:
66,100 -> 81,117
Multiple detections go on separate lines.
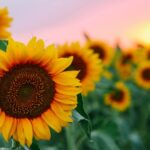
73,94 -> 91,139
0,40 -> 8,51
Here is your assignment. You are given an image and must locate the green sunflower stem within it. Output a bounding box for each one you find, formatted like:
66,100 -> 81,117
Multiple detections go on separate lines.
65,124 -> 76,150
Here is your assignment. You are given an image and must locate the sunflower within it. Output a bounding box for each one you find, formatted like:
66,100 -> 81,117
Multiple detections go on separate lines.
58,42 -> 102,95
139,47 -> 150,61
120,49 -> 137,65
0,38 -> 81,147
85,40 -> 114,66
144,48 -> 150,60
105,82 -> 130,111
135,61 -> 150,89
116,49 -> 136,80
0,7 -> 12,39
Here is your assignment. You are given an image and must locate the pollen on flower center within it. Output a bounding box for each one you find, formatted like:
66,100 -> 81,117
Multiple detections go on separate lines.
90,45 -> 106,60
142,68 -> 150,81
0,64 -> 55,118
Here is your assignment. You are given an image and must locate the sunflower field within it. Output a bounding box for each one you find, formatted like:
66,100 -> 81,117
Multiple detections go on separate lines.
0,5 -> 150,150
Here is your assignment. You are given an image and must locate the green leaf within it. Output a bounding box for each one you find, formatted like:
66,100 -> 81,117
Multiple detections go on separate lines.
0,40 -> 8,51
73,94 -> 91,138
75,94 -> 88,117
30,142 -> 40,150
91,130 -> 120,150
129,132 -> 145,150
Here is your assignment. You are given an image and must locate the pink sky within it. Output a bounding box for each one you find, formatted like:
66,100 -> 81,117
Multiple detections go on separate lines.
1,0 -> 150,47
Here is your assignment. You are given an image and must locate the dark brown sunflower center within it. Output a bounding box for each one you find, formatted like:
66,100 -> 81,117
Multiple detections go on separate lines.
62,53 -> 87,80
90,45 -> 106,60
18,84 -> 34,101
110,89 -> 124,102
0,64 -> 54,118
142,68 -> 150,81
121,54 -> 133,65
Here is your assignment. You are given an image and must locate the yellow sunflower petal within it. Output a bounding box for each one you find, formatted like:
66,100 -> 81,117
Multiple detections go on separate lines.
55,84 -> 81,96
42,109 -> 61,133
21,119 -> 33,146
59,103 -> 77,111
1,116 -> 13,141
55,71 -> 79,78
54,97 -> 77,105
51,102 -> 73,122
55,93 -> 76,100
36,39 -> 45,51
17,120 -> 25,146
49,56 -> 73,75
0,62 -> 9,72
31,118 -> 50,140
0,7 -> 12,39
41,45 -> 58,67
27,37 -> 37,49
13,131 -> 18,141
9,118 -> 17,138
0,112 -> 5,128
53,74 -> 81,86
59,119 -> 68,127
7,39 -> 26,64
0,50 -> 9,71
54,93 -> 77,104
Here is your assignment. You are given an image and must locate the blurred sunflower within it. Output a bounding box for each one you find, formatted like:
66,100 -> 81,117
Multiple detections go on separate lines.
135,61 -> 150,89
105,82 -> 130,111
116,49 -> 136,80
85,40 -> 114,66
120,49 -> 137,65
58,42 -> 102,95
139,47 -> 150,61
0,7 -> 12,39
0,38 -> 81,147
144,48 -> 150,60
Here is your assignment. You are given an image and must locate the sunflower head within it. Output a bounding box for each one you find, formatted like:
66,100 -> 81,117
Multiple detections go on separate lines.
58,42 -> 102,95
121,53 -> 133,65
116,49 -> 137,80
135,61 -> 150,89
85,40 -> 114,66
140,47 -> 150,61
0,38 -> 81,147
120,49 -> 137,65
0,7 -> 13,39
105,82 -> 130,111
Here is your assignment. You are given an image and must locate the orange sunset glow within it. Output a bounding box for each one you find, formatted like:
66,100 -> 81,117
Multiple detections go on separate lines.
127,22 -> 150,46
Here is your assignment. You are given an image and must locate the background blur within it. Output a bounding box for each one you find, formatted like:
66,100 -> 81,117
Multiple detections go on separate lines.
1,0 -> 150,47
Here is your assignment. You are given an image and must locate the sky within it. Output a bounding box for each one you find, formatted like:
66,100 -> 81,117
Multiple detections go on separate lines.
1,0 -> 150,47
